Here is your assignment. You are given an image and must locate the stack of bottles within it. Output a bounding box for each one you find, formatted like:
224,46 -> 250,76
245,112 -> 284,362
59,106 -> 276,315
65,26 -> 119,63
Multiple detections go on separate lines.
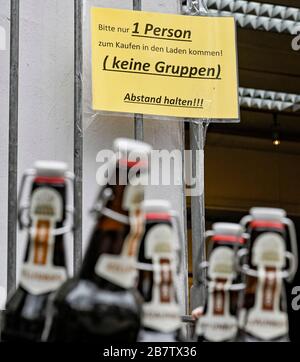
0,137 -> 298,342
0,138 -> 184,342
193,208 -> 298,342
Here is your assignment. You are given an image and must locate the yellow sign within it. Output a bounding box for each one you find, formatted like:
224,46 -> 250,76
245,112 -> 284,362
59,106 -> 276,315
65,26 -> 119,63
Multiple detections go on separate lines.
91,8 -> 239,120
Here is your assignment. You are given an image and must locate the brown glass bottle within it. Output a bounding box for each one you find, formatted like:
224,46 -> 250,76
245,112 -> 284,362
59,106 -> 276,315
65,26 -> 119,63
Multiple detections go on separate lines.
196,223 -> 246,342
43,138 -> 151,342
1,161 -> 72,341
137,200 -> 183,342
237,207 -> 297,342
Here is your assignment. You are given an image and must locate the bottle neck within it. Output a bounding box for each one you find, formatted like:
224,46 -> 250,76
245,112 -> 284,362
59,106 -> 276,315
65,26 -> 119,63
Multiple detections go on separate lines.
19,179 -> 69,295
247,225 -> 286,268
207,278 -> 231,317
138,217 -> 182,335
97,182 -> 129,231
24,180 -> 67,269
243,225 -> 287,318
138,219 -> 177,304
79,165 -> 146,285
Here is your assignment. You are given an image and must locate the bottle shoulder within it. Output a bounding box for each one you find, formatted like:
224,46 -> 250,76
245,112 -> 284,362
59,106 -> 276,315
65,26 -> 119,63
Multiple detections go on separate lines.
53,277 -> 143,313
6,286 -> 51,308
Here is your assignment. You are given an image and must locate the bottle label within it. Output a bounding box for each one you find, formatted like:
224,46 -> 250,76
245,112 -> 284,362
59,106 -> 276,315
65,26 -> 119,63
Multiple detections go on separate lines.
141,224 -> 181,333
196,247 -> 238,341
242,232 -> 288,340
95,208 -> 144,288
196,314 -> 238,342
243,307 -> 288,340
20,187 -> 67,295
20,264 -> 67,295
95,254 -> 137,289
142,302 -> 181,333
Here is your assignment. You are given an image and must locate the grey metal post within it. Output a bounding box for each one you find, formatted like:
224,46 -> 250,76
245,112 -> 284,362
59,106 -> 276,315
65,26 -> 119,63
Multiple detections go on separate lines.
189,121 -> 208,310
7,0 -> 20,297
74,0 -> 83,273
186,0 -> 210,311
133,0 -> 144,141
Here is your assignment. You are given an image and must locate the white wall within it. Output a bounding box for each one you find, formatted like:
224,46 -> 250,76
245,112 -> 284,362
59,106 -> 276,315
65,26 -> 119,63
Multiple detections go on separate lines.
0,0 -> 188,314
0,0 -> 75,302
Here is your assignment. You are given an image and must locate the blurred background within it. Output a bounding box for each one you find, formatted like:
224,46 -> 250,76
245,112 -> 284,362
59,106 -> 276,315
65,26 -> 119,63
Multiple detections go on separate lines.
184,0 -> 300,341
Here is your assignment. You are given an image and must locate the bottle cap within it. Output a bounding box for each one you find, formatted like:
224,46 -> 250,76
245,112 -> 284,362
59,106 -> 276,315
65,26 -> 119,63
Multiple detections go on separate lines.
208,247 -> 235,279
212,222 -> 244,235
250,207 -> 286,221
114,138 -> 152,154
114,138 -> 152,167
142,199 -> 172,214
34,160 -> 68,177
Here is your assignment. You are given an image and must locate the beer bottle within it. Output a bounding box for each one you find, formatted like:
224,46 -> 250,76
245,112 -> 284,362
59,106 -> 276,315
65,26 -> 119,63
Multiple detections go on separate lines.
137,200 -> 183,342
195,223 -> 246,342
43,138 -> 152,342
237,207 -> 298,342
1,161 -> 74,341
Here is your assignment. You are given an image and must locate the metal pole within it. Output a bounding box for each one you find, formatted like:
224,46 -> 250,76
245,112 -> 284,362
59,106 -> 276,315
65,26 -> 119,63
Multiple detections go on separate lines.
133,0 -> 144,141
189,122 -> 208,310
186,0 -> 210,311
7,0 -> 20,297
74,0 -> 83,273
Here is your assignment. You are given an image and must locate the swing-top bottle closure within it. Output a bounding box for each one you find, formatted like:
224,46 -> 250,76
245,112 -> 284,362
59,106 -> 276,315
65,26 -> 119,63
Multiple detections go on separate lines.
136,200 -> 184,274
210,222 -> 247,245
138,200 -> 182,334
89,138 -> 154,289
114,137 -> 151,165
143,199 -> 172,222
238,207 -> 298,282
200,223 -> 248,291
17,160 -> 74,237
237,207 -> 295,340
90,138 -> 151,224
248,208 -> 287,231
196,222 -> 243,342
17,161 -> 74,295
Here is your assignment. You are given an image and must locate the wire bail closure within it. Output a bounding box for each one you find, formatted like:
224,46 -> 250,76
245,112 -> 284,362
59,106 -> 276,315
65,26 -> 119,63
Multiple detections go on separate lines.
91,194 -> 184,274
18,168 -> 75,236
236,248 -> 296,281
135,209 -> 184,274
239,214 -> 298,282
198,229 -> 248,291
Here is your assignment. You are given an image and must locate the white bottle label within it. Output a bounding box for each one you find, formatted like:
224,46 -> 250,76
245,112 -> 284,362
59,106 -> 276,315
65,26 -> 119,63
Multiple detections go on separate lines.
95,254 -> 137,289
141,224 -> 181,333
142,302 -> 181,333
20,264 -> 67,295
196,314 -> 238,342
243,232 -> 288,340
196,247 -> 238,341
244,308 -> 288,340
